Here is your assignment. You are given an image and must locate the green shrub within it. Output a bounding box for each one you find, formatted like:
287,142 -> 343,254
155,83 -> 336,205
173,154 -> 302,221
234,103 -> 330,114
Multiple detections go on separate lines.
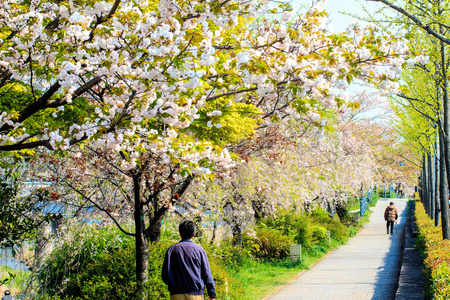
311,206 -> 330,219
205,256 -> 245,299
312,213 -> 349,244
36,226 -> 137,299
311,225 -> 328,244
243,227 -> 292,261
415,201 -> 450,299
210,239 -> 248,271
262,210 -> 314,249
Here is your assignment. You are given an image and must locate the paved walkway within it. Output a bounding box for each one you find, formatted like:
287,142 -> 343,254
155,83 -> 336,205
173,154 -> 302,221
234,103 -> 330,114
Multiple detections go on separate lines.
266,198 -> 408,300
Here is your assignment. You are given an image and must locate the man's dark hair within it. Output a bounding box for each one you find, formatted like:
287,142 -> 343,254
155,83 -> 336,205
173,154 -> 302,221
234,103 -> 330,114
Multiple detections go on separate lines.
390,202 -> 394,205
179,219 -> 196,239
5,290 -> 10,295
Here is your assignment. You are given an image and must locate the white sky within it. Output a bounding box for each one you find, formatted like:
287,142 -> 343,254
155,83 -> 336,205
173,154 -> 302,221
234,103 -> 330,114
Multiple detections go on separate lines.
324,0 -> 383,32
290,0 -> 387,33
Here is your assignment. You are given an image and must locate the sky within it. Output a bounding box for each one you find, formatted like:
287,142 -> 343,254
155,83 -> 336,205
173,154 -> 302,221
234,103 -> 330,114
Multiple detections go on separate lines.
323,0 -> 383,33
289,0 -> 390,33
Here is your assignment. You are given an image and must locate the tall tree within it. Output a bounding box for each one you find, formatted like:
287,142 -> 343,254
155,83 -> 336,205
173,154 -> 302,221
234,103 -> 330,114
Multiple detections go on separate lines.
373,0 -> 450,240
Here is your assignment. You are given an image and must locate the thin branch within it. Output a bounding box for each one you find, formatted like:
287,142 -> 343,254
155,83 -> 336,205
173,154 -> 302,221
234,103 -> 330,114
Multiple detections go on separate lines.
370,0 -> 450,45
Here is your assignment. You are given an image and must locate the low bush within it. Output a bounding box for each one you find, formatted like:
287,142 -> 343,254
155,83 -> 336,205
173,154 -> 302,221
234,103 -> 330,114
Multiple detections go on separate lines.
210,239 -> 248,271
243,226 -> 292,261
312,212 -> 349,244
36,226 -> 138,299
261,210 -> 315,249
311,225 -> 328,244
200,241 -> 246,298
205,255 -> 245,299
415,201 -> 450,300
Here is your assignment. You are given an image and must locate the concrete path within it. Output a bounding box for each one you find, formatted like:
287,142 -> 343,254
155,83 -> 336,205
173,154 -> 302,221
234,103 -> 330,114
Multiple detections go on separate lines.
266,198 -> 408,300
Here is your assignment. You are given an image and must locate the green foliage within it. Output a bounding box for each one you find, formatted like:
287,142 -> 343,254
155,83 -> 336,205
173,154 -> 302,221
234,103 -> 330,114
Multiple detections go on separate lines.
0,82 -> 92,157
311,206 -> 329,219
147,241 -> 172,300
65,243 -> 137,299
0,265 -> 30,287
205,256 -> 245,300
0,82 -> 35,112
210,239 -> 248,271
310,225 -> 328,244
415,201 -> 450,299
0,174 -> 52,248
312,211 -> 349,244
242,227 -> 292,261
261,210 -> 314,248
36,225 -> 137,299
0,269 -> 16,287
369,193 -> 380,207
189,99 -> 261,147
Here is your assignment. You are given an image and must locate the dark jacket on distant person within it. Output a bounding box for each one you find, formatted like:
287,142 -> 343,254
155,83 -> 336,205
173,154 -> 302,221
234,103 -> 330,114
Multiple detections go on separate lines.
384,204 -> 399,222
162,239 -> 216,298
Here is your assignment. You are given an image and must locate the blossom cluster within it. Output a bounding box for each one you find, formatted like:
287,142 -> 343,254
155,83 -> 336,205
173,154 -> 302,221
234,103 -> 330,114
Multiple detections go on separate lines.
0,0 -> 415,180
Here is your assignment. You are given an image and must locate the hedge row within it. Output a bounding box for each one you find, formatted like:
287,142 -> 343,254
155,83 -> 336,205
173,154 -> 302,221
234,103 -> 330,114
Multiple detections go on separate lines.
415,201 -> 450,300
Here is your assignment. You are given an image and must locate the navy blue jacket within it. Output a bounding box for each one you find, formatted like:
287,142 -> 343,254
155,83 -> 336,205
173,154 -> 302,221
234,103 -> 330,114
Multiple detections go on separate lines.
162,240 -> 216,298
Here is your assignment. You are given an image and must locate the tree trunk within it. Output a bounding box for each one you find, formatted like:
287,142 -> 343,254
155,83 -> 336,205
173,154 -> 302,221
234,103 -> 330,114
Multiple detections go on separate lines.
134,174 -> 149,299
232,223 -> 242,247
441,37 -> 450,216
434,144 -> 440,226
148,220 -> 162,243
429,153 -> 435,220
145,176 -> 194,243
210,220 -> 218,245
419,156 -> 424,204
440,35 -> 450,239
423,156 -> 429,216
326,197 -> 335,219
439,129 -> 450,239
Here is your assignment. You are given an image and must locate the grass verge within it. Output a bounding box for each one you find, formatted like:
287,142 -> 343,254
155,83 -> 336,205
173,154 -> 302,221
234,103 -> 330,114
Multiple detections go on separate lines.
231,242 -> 337,300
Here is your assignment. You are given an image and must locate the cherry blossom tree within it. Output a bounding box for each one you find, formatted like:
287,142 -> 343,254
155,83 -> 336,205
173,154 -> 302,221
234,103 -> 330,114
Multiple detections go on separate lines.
176,92 -> 418,247
0,0 -> 416,295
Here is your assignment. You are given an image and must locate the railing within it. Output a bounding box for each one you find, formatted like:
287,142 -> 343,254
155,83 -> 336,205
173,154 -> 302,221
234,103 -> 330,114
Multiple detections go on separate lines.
379,186 -> 395,198
360,188 -> 373,217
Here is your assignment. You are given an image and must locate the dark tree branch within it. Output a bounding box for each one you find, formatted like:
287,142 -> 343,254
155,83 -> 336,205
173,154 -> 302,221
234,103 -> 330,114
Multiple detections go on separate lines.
370,0 -> 450,45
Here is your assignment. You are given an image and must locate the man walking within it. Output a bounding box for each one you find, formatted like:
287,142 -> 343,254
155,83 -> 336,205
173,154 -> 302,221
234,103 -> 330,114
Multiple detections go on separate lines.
162,219 -> 216,300
2,290 -> 15,300
384,201 -> 399,234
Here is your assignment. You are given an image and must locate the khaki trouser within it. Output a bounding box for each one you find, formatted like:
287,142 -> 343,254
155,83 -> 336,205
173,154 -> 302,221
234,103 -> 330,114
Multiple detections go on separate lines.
170,294 -> 203,300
